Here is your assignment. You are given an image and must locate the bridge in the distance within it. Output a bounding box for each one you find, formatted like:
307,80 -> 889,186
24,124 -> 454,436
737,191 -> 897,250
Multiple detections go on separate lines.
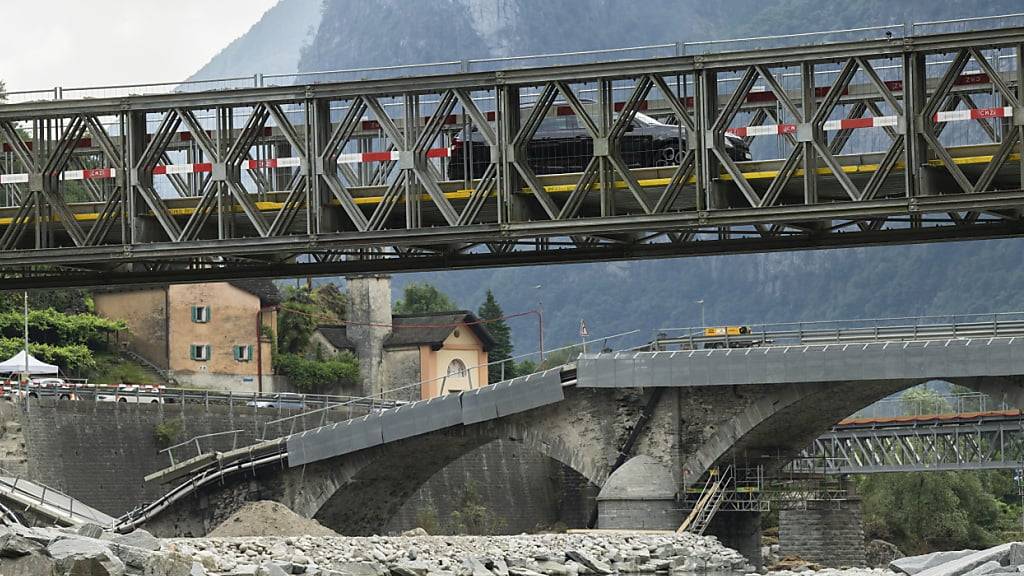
0,17 -> 1022,287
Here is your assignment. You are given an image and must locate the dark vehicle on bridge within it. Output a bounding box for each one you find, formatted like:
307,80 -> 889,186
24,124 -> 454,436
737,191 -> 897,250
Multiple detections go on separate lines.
447,111 -> 751,180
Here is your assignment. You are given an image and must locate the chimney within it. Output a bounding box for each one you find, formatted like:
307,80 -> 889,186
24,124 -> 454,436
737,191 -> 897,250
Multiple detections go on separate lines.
345,274 -> 392,398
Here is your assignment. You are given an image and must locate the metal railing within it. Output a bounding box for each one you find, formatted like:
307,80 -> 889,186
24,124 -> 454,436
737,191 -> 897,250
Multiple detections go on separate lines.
0,465 -> 112,527
3,12 -> 1022,103
159,429 -> 244,467
648,310 -> 1024,350
255,328 -> 638,442
852,391 -> 1014,420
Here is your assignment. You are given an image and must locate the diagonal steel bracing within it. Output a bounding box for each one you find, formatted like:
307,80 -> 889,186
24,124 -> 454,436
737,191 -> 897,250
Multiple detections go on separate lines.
0,26 -> 1020,286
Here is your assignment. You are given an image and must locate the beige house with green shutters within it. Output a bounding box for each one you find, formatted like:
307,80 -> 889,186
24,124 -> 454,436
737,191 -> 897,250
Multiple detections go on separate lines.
93,281 -> 281,392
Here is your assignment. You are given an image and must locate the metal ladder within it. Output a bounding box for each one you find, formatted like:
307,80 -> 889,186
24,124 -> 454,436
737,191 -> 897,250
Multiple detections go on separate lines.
678,466 -> 732,535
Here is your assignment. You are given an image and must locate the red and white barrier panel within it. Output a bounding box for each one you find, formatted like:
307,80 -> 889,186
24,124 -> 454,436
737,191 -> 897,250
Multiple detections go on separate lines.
336,147 -> 452,164
934,106 -> 1013,123
246,157 -> 302,169
823,116 -> 899,131
152,163 -> 213,176
727,124 -> 797,138
729,116 -> 902,138
62,168 -> 117,181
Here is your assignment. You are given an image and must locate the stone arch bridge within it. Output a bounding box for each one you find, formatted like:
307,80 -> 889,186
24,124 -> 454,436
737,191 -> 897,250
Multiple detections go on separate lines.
139,334 -> 1024,562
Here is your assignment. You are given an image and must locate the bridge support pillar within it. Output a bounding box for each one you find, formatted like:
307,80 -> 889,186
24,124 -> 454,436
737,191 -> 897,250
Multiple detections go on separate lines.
779,498 -> 865,567
707,512 -> 762,570
595,456 -> 681,530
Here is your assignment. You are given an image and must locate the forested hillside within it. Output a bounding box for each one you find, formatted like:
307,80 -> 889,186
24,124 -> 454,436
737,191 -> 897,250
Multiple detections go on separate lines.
195,0 -> 1024,354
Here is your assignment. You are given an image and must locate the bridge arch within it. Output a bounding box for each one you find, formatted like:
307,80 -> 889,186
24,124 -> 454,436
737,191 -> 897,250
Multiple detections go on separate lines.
681,376 -> 1024,486
144,387 -> 635,537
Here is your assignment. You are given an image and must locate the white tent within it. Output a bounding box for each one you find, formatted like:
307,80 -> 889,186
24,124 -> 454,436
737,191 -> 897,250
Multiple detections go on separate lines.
0,351 -> 58,375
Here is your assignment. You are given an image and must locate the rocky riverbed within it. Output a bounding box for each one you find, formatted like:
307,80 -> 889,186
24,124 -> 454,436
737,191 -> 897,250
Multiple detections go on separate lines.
0,524 -> 754,576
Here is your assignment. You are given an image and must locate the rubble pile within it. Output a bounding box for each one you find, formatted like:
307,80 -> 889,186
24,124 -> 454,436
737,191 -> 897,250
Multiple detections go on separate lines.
0,523 -> 752,576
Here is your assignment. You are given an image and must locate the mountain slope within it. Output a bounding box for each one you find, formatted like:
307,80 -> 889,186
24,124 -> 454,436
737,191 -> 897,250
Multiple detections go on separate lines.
187,0 -> 321,82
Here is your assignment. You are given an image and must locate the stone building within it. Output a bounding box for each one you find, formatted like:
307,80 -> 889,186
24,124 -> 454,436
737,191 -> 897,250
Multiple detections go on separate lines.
93,281 -> 281,392
310,275 -> 495,400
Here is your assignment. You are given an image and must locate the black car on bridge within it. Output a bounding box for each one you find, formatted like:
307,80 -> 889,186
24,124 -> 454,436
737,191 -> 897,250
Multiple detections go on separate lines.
447,111 -> 751,180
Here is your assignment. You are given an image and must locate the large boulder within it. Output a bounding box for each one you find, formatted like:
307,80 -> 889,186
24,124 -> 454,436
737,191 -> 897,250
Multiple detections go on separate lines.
111,529 -> 161,551
0,531 -> 43,558
1009,543 -> 1024,566
914,544 -> 1014,576
963,561 -> 1005,576
892,551 -> 979,575
0,552 -> 58,576
48,537 -> 125,576
867,539 -> 904,568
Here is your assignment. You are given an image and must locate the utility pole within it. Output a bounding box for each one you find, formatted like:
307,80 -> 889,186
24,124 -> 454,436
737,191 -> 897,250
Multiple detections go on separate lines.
695,299 -> 706,328
535,285 -> 545,363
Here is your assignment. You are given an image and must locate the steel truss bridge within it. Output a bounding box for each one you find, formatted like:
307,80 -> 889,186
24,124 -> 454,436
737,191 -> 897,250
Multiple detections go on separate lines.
795,409 -> 1024,474
0,24 -> 1023,287
690,410 -> 1024,513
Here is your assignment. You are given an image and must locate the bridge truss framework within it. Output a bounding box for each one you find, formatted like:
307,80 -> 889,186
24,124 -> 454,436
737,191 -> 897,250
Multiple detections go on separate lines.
0,26 -> 1023,287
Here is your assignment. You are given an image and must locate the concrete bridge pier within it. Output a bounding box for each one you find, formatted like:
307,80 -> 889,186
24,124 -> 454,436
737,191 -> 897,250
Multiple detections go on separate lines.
594,455 -> 762,568
780,499 -> 865,567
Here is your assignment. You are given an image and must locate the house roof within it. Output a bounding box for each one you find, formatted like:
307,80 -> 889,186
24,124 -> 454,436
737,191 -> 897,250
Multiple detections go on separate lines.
226,279 -> 282,306
316,325 -> 356,351
316,310 -> 496,352
387,311 -> 496,350
93,280 -> 281,306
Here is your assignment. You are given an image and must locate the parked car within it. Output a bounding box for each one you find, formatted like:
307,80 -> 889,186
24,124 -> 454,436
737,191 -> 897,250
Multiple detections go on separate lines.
447,110 -> 751,180
247,393 -> 311,410
96,384 -> 167,404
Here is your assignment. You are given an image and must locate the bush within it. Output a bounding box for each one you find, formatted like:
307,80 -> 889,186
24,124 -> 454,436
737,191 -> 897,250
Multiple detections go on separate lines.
0,339 -> 96,373
448,481 -> 505,535
415,506 -> 441,535
273,351 -> 360,394
153,419 -> 183,449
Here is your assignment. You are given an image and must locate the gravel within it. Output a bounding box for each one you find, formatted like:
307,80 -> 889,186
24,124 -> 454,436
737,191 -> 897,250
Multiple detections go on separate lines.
166,531 -> 754,575
207,501 -> 338,538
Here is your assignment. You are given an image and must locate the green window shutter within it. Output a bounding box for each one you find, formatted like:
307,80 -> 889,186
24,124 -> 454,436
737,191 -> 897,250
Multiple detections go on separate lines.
189,345 -> 197,360
191,306 -> 197,322
204,345 -> 211,360
205,306 -> 211,323
248,345 -> 254,362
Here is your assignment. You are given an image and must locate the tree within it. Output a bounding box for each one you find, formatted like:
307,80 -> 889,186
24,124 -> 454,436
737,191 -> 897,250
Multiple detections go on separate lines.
478,290 -> 513,383
901,387 -> 952,416
0,289 -> 92,315
394,283 -> 455,315
857,471 -> 1005,554
277,287 -> 319,354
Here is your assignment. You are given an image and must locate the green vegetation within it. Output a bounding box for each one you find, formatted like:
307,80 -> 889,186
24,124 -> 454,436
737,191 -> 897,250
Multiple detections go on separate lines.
277,284 -> 348,354
394,283 -> 455,315
273,351 -> 360,394
414,505 -> 442,535
858,471 -> 1021,554
153,419 -> 184,449
851,387 -> 1023,554
413,482 -> 519,535
86,353 -> 158,385
478,290 -> 513,383
0,290 -> 124,376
